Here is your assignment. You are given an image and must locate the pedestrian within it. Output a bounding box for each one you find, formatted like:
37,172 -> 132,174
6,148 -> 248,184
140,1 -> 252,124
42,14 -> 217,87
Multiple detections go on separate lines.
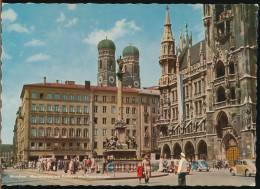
82,156 -> 87,175
64,159 -> 69,173
234,157 -> 238,166
91,156 -> 95,173
101,157 -> 106,174
69,159 -> 74,174
142,155 -> 151,184
54,160 -> 58,171
158,155 -> 164,172
136,162 -> 143,184
47,160 -> 51,171
87,157 -> 92,174
177,152 -> 188,186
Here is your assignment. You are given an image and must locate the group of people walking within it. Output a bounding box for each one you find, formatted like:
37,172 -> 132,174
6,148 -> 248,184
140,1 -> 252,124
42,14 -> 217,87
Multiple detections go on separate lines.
213,159 -> 230,169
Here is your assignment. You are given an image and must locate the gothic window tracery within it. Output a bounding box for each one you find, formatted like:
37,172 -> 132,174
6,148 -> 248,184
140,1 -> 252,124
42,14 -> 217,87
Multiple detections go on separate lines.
216,60 -> 225,78
217,86 -> 226,102
229,62 -> 235,74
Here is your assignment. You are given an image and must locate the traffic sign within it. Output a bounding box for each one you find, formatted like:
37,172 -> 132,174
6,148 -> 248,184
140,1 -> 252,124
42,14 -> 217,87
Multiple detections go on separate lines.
108,163 -> 115,172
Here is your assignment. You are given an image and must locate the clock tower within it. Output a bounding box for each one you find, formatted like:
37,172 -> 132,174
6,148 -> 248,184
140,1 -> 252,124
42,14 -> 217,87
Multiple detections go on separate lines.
97,38 -> 117,87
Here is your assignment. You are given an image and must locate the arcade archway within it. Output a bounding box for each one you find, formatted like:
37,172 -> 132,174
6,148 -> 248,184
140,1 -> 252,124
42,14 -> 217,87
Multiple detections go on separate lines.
197,140 -> 207,160
173,143 -> 182,159
162,144 -> 171,159
184,141 -> 195,161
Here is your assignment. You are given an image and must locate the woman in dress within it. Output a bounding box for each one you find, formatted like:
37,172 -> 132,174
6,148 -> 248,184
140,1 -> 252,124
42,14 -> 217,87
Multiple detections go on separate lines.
158,155 -> 164,172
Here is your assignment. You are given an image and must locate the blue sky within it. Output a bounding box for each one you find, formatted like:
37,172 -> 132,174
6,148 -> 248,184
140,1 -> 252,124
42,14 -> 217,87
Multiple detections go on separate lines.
1,3 -> 204,144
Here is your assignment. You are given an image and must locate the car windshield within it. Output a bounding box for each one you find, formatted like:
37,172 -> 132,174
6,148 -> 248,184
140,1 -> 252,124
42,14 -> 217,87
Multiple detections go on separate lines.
252,161 -> 256,164
200,161 -> 206,165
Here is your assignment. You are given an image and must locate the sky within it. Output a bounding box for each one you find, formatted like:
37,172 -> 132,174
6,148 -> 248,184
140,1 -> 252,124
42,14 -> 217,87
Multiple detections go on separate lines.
1,3 -> 205,144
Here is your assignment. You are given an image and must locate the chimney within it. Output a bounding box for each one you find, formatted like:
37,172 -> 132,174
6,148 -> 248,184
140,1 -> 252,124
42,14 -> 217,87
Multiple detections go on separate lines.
85,81 -> 90,90
43,77 -> 46,84
56,80 -> 59,84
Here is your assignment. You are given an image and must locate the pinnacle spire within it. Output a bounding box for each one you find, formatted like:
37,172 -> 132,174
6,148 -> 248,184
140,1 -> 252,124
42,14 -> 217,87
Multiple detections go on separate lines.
165,5 -> 171,25
162,5 -> 174,42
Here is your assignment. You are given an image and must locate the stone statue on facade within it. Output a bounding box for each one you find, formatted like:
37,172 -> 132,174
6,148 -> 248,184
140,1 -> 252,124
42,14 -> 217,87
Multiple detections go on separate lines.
225,85 -> 231,102
235,84 -> 241,103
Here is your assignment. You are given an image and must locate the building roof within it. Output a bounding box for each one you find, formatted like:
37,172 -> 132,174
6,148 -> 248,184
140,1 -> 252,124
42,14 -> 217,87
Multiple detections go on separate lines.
21,82 -> 139,98
122,45 -> 139,57
137,88 -> 160,96
179,40 -> 206,71
98,38 -> 116,50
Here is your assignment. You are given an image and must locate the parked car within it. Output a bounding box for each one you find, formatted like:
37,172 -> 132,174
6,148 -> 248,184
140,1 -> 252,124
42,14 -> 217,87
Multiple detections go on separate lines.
191,160 -> 210,172
173,159 -> 190,174
165,160 -> 175,173
230,159 -> 256,177
151,161 -> 159,172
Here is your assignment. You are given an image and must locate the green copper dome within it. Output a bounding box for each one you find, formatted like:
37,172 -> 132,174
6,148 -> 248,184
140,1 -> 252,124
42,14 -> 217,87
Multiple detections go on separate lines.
98,39 -> 116,50
122,45 -> 139,57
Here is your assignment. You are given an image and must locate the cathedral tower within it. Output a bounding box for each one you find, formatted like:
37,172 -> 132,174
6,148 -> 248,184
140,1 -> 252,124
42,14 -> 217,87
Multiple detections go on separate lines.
97,38 -> 117,87
122,45 -> 141,88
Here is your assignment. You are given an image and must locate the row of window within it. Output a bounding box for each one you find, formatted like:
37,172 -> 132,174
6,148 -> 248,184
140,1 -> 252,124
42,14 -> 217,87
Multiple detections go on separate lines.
30,127 -> 89,137
31,93 -> 89,102
93,129 -> 136,138
164,81 -> 202,103
31,104 -> 89,113
30,141 -> 88,150
93,106 -> 138,114
163,100 -> 203,120
93,117 -> 137,125
30,115 -> 89,125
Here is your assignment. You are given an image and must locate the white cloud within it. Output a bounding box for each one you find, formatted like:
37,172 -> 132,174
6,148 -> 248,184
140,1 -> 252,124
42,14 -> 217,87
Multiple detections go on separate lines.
56,12 -> 66,22
190,4 -> 203,10
2,48 -> 12,60
24,39 -> 45,47
26,53 -> 50,63
83,19 -> 141,45
64,18 -> 77,28
68,4 -> 76,10
2,8 -> 17,22
8,23 -> 30,33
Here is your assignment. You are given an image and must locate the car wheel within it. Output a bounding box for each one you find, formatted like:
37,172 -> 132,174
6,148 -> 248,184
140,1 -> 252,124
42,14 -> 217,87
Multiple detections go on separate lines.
245,170 -> 251,177
207,169 -> 209,172
199,169 -> 202,172
230,169 -> 235,176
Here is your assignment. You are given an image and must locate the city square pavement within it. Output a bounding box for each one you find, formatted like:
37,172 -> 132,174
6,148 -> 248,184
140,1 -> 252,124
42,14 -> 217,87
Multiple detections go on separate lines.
1,167 -> 255,186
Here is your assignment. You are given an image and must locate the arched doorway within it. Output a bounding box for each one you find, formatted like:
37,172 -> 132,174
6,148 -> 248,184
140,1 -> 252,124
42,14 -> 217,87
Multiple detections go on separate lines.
197,140 -> 207,160
162,144 -> 171,159
173,143 -> 182,159
216,111 -> 229,138
184,141 -> 195,161
222,133 -> 239,167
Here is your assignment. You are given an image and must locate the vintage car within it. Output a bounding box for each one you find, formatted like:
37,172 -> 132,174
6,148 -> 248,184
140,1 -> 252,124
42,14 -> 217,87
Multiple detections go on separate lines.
173,159 -> 190,174
191,160 -> 210,172
230,159 -> 256,177
151,161 -> 159,172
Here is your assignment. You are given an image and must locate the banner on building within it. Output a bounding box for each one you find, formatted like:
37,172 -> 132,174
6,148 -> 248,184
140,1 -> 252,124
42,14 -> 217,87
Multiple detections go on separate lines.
176,73 -> 186,126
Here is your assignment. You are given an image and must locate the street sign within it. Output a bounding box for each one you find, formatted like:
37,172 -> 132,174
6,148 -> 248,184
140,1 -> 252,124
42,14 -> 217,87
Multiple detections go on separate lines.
108,163 -> 115,172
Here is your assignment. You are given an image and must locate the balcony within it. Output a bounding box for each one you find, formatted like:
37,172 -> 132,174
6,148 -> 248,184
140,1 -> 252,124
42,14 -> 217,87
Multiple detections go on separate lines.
214,76 -> 225,85
214,101 -> 227,109
228,74 -> 236,80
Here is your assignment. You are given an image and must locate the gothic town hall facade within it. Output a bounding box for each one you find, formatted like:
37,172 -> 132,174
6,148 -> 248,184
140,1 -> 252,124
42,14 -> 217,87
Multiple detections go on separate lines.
156,4 -> 257,166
